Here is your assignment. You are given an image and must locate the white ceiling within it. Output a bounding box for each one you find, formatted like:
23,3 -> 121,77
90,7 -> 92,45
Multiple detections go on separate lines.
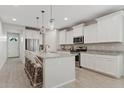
0,5 -> 124,29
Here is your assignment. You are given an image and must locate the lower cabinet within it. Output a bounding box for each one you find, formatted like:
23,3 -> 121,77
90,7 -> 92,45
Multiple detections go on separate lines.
80,53 -> 123,78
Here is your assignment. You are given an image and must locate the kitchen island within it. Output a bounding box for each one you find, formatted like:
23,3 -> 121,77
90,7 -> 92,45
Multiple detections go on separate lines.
36,52 -> 76,88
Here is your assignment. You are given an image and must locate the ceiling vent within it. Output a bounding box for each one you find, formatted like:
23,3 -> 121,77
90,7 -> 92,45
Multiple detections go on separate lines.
25,26 -> 40,31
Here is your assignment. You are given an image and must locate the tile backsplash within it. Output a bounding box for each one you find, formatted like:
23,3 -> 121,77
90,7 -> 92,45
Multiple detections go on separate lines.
60,42 -> 124,52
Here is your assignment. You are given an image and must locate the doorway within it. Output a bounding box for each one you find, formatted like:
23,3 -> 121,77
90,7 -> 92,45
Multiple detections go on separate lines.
7,33 -> 20,58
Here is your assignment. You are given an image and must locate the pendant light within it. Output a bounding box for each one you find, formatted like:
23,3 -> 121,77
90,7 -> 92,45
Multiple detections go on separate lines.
41,10 -> 45,33
36,16 -> 42,35
49,5 -> 55,30
36,17 -> 39,28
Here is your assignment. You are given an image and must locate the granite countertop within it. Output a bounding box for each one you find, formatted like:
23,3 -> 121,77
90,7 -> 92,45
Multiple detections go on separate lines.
80,50 -> 123,56
36,52 -> 76,59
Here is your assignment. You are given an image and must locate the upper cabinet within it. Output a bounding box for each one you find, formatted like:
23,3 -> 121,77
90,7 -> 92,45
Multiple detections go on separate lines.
73,24 -> 84,37
58,24 -> 85,45
96,10 -> 124,42
58,30 -> 66,45
59,30 -> 73,45
66,30 -> 73,44
84,24 -> 97,43
58,10 -> 124,45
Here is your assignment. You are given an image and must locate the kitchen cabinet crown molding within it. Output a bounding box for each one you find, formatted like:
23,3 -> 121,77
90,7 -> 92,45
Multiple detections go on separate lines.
96,10 -> 124,21
72,23 -> 85,29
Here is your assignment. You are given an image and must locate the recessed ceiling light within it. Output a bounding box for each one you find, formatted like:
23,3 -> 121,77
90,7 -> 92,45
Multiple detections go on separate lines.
64,17 -> 68,21
12,18 -> 16,21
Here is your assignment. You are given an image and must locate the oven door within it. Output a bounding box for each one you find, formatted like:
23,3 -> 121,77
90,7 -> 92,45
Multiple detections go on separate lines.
75,53 -> 81,67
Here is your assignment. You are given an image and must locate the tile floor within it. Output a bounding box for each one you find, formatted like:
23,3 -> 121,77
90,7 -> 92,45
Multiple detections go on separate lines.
0,58 -> 32,88
1,58 -> 124,88
62,68 -> 124,88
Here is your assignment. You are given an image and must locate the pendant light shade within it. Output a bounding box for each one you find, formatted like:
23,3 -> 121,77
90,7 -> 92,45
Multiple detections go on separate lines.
36,17 -> 39,28
36,6 -> 56,33
49,19 -> 55,30
49,5 -> 55,30
41,10 -> 45,33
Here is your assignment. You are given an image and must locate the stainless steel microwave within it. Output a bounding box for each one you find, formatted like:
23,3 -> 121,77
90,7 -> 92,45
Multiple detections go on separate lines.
73,36 -> 84,44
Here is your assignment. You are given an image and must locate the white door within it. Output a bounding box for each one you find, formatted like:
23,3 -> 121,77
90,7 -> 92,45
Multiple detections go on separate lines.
7,33 -> 20,57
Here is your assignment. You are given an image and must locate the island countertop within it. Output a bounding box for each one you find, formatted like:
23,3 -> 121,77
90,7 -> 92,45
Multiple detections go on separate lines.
35,52 -> 76,59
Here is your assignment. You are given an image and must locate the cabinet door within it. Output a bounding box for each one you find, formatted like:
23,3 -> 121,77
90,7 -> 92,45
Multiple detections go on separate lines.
94,55 -> 106,72
104,58 -> 117,75
97,11 -> 124,42
84,24 -> 97,43
59,30 -> 66,44
81,53 -> 95,69
104,56 -> 122,77
95,55 -> 122,77
86,54 -> 95,69
73,24 -> 84,37
80,53 -> 88,68
66,30 -> 73,44
97,18 -> 109,42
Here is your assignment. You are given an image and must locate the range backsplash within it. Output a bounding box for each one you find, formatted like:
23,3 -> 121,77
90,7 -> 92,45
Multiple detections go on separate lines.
60,42 -> 124,52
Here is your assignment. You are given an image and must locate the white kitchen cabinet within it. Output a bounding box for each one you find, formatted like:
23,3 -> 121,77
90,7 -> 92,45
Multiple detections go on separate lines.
81,53 -> 95,69
96,10 -> 124,42
84,24 -> 97,43
93,55 -> 106,73
58,30 -> 66,45
73,24 -> 84,37
81,53 -> 123,78
66,30 -> 73,44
